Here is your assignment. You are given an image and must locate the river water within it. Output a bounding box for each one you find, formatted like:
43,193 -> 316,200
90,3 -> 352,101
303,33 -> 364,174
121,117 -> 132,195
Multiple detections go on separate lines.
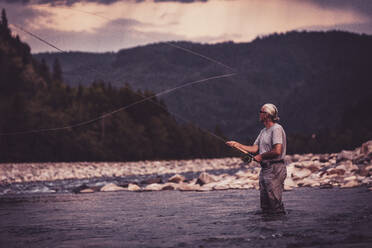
1,187 -> 372,248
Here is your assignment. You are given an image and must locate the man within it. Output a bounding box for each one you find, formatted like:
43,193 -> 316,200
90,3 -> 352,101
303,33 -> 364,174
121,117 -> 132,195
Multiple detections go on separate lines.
226,103 -> 287,214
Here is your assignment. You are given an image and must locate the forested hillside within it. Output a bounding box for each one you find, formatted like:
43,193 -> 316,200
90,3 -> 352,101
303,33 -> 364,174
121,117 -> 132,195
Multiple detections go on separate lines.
36,30 -> 372,153
0,9 -> 233,162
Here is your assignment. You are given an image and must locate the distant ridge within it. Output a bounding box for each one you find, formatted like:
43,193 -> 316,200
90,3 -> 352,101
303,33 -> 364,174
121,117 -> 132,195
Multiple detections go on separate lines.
34,30 -> 372,149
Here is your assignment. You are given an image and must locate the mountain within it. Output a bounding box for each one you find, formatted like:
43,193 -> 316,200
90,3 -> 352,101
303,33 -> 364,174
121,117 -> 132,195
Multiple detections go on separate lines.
34,31 -> 372,149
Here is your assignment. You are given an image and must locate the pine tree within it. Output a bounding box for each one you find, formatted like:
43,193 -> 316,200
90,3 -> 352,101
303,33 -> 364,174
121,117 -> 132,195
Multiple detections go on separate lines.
52,58 -> 63,82
0,8 -> 11,38
39,58 -> 52,84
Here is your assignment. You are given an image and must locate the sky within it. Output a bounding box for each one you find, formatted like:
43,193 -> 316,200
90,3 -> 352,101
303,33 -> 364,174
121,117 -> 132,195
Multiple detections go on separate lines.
1,0 -> 372,53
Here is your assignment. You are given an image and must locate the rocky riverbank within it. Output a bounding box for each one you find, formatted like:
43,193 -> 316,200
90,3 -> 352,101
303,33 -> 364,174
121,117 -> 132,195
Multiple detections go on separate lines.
1,141 -> 371,194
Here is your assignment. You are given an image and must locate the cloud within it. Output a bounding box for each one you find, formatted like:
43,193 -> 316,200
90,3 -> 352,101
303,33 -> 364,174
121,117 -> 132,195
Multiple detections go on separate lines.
0,2 -> 50,26
154,0 -> 207,3
306,0 -> 372,18
0,0 -> 208,5
15,15 -> 186,53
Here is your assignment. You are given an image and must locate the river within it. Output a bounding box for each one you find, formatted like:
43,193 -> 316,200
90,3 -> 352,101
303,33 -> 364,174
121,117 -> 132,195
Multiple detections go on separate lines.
1,187 -> 372,247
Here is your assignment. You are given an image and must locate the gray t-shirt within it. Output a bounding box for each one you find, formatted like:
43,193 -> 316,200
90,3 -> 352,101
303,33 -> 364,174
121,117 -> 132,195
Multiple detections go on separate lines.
254,123 -> 286,160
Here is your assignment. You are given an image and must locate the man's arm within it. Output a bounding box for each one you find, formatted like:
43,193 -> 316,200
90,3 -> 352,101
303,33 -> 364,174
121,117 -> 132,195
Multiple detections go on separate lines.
226,141 -> 258,154
254,144 -> 282,162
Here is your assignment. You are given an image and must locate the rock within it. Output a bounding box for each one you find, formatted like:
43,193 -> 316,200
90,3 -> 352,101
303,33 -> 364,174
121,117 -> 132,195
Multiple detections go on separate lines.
356,167 -> 369,177
162,184 -> 176,190
361,140 -> 372,157
235,170 -> 258,180
284,184 -> 294,191
235,170 -> 248,179
320,183 -> 333,189
213,182 -> 231,190
337,150 -> 354,162
341,180 -> 360,188
292,154 -> 301,162
319,154 -> 329,163
297,178 -> 320,187
327,168 -> 345,176
284,177 -> 297,190
292,167 -> 312,180
353,154 -> 367,165
178,183 -> 201,191
127,183 -> 141,191
307,164 -> 320,173
198,184 -> 215,191
196,172 -> 216,186
100,183 -> 126,192
73,184 -> 90,194
337,161 -> 358,172
144,183 -> 163,191
141,176 -> 163,185
80,188 -> 95,193
168,174 -> 186,183
344,176 -> 357,181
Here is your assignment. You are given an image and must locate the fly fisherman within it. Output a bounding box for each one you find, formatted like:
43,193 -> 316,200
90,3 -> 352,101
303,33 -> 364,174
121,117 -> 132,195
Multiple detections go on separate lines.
226,103 -> 287,214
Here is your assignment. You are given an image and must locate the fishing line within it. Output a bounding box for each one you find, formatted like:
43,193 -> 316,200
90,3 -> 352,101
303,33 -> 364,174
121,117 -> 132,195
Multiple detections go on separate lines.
10,23 -> 64,53
4,22 -> 236,142
5,12 -> 243,156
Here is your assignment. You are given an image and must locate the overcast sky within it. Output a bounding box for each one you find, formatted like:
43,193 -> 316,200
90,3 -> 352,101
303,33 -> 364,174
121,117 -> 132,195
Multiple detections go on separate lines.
1,0 -> 372,53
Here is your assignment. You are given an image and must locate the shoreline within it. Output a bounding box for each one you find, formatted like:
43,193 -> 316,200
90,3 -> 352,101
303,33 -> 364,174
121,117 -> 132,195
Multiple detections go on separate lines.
0,140 -> 371,194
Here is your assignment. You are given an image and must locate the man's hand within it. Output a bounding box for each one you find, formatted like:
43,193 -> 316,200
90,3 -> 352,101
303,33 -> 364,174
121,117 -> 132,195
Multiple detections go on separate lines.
254,154 -> 262,162
226,141 -> 240,149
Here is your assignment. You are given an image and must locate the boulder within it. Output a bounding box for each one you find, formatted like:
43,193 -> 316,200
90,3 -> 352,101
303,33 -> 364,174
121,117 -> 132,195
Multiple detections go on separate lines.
141,176 -> 162,185
319,154 -> 329,163
292,167 -> 312,180
292,154 -> 301,162
196,172 -> 216,186
284,177 -> 296,190
344,176 -> 357,181
361,140 -> 372,157
235,170 -> 248,179
162,183 -> 176,190
297,178 -> 320,187
144,183 -> 163,191
307,164 -> 320,173
337,150 -> 354,162
341,180 -> 360,188
319,183 -> 333,189
100,183 -> 126,192
235,170 -> 258,180
337,161 -> 358,172
127,183 -> 141,191
356,167 -> 369,177
178,183 -> 201,191
168,174 -> 186,183
326,168 -> 345,176
80,188 -> 95,193
73,183 -> 90,193
213,182 -> 231,190
198,184 -> 215,191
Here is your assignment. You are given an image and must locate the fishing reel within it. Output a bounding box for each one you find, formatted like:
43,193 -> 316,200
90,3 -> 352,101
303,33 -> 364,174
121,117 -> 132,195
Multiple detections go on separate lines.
241,153 -> 254,163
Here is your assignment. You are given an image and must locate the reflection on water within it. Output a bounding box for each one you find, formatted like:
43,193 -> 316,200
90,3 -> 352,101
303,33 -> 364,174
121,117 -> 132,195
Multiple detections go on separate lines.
1,187 -> 372,247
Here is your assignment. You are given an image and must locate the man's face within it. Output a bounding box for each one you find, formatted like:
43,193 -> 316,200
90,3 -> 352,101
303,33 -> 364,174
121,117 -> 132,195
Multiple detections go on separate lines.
259,108 -> 269,123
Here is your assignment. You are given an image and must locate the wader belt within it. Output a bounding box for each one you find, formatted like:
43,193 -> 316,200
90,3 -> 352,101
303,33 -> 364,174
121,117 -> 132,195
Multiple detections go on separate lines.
260,159 -> 284,167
